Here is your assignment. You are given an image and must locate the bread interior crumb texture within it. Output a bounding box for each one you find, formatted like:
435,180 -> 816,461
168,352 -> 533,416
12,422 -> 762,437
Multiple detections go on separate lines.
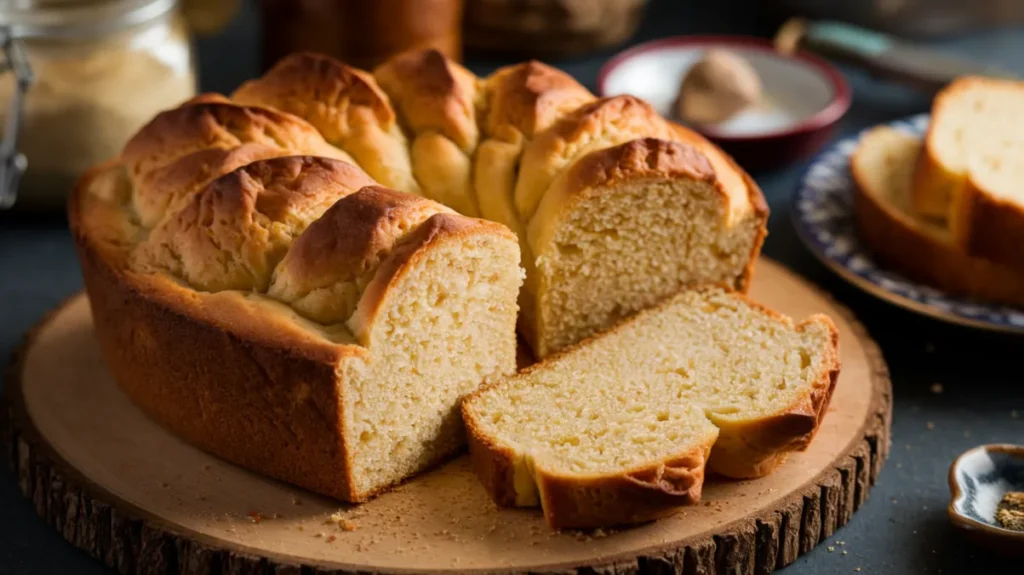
532,177 -> 761,355
343,235 -> 522,495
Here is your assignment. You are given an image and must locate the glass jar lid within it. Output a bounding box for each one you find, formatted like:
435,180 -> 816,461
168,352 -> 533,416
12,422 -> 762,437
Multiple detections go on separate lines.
0,0 -> 178,39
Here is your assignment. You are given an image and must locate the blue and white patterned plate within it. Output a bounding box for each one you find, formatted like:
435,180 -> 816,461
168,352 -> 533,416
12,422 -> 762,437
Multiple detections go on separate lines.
791,114 -> 1024,333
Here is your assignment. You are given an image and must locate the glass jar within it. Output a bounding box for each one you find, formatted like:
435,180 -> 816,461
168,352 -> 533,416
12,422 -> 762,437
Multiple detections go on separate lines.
0,0 -> 197,211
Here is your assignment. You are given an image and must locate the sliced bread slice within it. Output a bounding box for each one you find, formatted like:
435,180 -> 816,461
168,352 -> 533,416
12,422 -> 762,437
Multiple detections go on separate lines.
853,126 -> 1024,307
462,287 -> 839,529
913,76 -> 1024,269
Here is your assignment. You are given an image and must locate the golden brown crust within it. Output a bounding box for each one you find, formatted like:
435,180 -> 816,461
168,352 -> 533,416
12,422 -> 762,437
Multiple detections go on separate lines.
463,397 -> 714,529
123,98 -> 354,226
269,186 -> 452,325
514,95 -> 673,222
133,156 -> 374,293
122,98 -> 347,182
372,49 -> 481,216
957,179 -> 1024,271
558,136 -> 716,191
233,52 -> 396,141
851,131 -> 1024,306
70,165 -> 364,502
536,443 -> 713,529
134,143 -> 291,226
482,61 -> 594,140
231,52 -> 420,194
372,48 -> 481,151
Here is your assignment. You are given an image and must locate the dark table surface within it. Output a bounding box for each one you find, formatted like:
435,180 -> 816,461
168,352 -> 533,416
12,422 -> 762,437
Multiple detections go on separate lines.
2,1 -> 1023,574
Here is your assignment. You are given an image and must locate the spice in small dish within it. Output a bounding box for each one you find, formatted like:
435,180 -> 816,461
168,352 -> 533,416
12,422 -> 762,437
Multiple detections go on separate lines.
996,492 -> 1024,531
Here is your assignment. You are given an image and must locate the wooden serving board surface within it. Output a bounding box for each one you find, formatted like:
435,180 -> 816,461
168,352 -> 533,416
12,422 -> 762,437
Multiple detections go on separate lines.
3,259 -> 891,574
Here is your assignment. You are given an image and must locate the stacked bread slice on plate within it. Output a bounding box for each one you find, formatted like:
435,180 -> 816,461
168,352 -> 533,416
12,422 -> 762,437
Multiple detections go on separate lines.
70,49 -> 841,528
852,77 -> 1024,307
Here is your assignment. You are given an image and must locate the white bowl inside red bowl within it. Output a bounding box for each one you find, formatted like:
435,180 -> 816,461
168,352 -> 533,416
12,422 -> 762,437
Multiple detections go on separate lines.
598,36 -> 851,168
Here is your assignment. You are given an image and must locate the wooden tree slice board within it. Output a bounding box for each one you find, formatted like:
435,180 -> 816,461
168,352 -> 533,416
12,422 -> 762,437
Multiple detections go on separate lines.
2,258 -> 891,575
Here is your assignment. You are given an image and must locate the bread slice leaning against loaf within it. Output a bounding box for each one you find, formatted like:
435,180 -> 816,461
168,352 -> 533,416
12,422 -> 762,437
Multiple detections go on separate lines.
913,76 -> 1024,270
853,125 -> 1024,307
463,287 -> 840,529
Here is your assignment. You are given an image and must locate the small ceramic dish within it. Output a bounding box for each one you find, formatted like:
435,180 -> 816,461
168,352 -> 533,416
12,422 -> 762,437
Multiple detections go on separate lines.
597,36 -> 851,170
948,444 -> 1024,555
792,113 -> 1024,333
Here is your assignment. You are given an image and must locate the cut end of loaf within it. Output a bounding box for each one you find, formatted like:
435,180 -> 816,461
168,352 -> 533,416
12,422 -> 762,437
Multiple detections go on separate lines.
463,286 -> 839,528
525,153 -> 765,358
343,225 -> 524,499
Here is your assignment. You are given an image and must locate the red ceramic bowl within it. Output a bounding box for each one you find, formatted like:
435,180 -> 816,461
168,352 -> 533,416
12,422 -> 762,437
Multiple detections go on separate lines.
597,36 -> 851,171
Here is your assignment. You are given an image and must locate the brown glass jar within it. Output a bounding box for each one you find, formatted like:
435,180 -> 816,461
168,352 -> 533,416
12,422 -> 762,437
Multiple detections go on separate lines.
260,0 -> 464,72
463,0 -> 648,58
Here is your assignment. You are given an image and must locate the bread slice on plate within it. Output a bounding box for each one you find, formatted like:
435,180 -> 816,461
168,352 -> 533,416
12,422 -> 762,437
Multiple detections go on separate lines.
853,125 -> 1024,307
913,76 -> 1024,269
462,287 -> 840,529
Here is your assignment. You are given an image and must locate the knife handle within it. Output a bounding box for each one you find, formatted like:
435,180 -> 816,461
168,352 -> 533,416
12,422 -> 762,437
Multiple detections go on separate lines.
775,18 -> 1010,94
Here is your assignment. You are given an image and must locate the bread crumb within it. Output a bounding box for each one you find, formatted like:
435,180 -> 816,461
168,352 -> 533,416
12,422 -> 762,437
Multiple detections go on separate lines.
828,546 -> 835,552
842,550 -> 848,555
247,511 -> 263,524
326,535 -> 336,543
855,568 -> 861,572
314,532 -> 324,538
929,383 -> 943,394
341,519 -> 357,532
926,422 -> 935,430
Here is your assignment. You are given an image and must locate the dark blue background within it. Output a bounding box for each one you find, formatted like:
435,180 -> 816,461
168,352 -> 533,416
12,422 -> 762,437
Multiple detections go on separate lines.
1,1 -> 1022,573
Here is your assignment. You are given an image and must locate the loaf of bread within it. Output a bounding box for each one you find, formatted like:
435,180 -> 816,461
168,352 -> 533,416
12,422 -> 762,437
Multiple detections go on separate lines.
233,51 -> 768,358
463,286 -> 839,529
70,49 -> 767,502
912,76 -> 1024,270
71,100 -> 524,502
853,126 -> 1024,307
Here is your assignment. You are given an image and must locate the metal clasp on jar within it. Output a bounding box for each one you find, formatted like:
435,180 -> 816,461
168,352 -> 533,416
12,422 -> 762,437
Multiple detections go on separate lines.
0,26 -> 33,210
